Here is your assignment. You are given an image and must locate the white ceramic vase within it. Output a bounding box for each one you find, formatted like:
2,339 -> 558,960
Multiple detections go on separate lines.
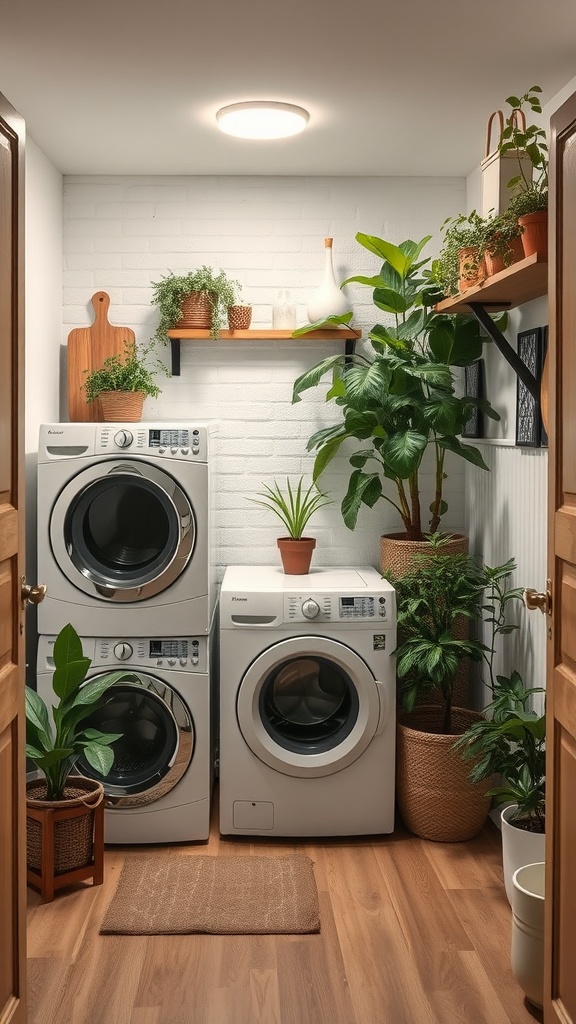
501,804 -> 546,905
306,237 -> 350,323
510,861 -> 545,1009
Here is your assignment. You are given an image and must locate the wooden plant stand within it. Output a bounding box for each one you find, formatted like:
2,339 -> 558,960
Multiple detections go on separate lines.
26,787 -> 105,903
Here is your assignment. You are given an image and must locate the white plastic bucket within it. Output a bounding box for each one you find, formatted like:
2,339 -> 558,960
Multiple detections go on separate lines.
511,861 -> 545,1009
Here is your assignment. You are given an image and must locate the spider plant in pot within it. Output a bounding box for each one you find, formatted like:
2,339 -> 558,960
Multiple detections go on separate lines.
83,339 -> 164,422
498,85 -> 549,256
249,476 -> 333,575
25,623 -> 125,900
452,558 -> 545,902
292,232 -> 500,575
391,536 -> 492,842
151,266 -> 240,342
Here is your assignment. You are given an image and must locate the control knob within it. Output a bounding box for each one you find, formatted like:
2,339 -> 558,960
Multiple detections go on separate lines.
113,642 -> 133,661
301,598 -> 320,620
114,429 -> 133,448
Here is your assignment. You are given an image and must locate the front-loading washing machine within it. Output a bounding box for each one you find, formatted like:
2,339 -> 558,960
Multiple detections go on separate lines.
37,632 -> 214,843
219,565 -> 396,837
37,421 -> 217,636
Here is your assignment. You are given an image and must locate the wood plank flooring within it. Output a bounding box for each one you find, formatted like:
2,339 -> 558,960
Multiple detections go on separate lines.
26,802 -> 543,1024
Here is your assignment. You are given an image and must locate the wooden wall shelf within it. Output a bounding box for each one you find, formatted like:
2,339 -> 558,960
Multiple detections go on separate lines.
434,252 -> 547,314
165,328 -> 361,375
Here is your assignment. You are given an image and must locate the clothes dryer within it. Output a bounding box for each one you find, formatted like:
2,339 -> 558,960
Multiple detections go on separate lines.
219,565 -> 396,837
37,422 -> 216,636
37,632 -> 214,843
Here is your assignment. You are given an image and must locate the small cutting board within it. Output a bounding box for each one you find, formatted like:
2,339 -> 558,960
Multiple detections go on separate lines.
67,291 -> 136,421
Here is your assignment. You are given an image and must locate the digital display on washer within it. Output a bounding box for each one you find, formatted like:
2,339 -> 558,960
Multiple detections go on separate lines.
339,595 -> 375,618
148,429 -> 191,448
149,640 -> 189,658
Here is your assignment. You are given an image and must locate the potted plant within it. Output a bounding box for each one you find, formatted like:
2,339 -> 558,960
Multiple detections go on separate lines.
151,266 -> 240,342
249,476 -> 333,574
25,623 -> 125,901
83,339 -> 163,422
498,85 -> 548,257
452,559 -> 545,902
227,282 -> 253,330
434,210 -> 489,296
483,210 -> 525,277
292,233 -> 500,575
392,537 -> 492,842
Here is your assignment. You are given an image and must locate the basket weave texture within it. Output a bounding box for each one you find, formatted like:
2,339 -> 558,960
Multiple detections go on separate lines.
26,778 -> 104,874
227,305 -> 252,330
99,391 -> 144,422
396,706 -> 491,842
175,290 -> 215,329
379,533 -> 469,578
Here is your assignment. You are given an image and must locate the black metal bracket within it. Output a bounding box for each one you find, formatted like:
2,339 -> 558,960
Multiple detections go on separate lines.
344,337 -> 356,366
170,338 -> 181,376
466,302 -> 540,401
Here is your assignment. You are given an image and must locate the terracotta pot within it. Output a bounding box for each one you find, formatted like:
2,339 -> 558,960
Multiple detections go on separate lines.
458,246 -> 486,292
396,706 -> 492,842
174,290 -> 216,330
277,537 -> 316,575
227,305 -> 252,330
485,234 -> 525,278
98,391 -> 144,422
379,532 -> 469,578
518,211 -> 548,259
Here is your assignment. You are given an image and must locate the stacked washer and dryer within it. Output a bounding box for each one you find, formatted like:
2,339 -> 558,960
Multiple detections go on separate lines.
36,421 -> 217,844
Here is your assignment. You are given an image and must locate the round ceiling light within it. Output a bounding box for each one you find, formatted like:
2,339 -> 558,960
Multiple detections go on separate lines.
215,101 -> 310,140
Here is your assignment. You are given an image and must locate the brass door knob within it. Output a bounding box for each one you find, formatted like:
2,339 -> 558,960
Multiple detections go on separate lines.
523,585 -> 552,615
21,578 -> 47,606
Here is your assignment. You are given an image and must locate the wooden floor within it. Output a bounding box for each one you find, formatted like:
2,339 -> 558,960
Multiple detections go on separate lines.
26,802 -> 543,1024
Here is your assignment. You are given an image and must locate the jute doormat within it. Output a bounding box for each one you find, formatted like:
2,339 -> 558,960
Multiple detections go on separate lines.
100,854 -> 320,935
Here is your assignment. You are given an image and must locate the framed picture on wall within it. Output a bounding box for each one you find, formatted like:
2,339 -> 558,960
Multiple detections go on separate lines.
462,359 -> 484,439
515,327 -> 547,448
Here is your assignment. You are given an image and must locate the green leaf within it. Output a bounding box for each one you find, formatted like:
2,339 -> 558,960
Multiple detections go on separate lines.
384,430 -> 427,477
438,435 -> 489,470
81,743 -> 116,776
341,471 -> 382,529
373,288 -> 410,315
291,312 -> 353,337
52,658 -> 91,701
53,623 -> 83,669
24,688 -> 53,749
313,434 -> 347,479
355,233 -> 409,278
292,356 -> 345,401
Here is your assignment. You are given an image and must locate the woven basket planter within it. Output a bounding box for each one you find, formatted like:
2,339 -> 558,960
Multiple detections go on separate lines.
174,290 -> 216,330
227,304 -> 252,330
26,777 -> 105,902
396,706 -> 491,842
98,390 -> 144,422
379,532 -> 469,578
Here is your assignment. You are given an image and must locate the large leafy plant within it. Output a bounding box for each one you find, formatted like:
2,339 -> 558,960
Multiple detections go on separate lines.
292,233 -> 499,540
453,559 -> 546,831
26,623 -> 125,800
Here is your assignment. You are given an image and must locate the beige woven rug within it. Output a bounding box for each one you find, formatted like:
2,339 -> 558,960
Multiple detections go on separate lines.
100,854 -> 320,935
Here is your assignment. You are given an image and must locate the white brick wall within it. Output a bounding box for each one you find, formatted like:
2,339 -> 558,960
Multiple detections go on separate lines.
63,174 -> 466,577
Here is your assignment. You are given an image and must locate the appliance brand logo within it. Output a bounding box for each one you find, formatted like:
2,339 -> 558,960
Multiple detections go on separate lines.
231,596 -> 248,602
47,429 -> 64,434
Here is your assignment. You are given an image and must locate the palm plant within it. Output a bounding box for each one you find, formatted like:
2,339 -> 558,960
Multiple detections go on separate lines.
249,477 -> 333,539
292,233 -> 499,540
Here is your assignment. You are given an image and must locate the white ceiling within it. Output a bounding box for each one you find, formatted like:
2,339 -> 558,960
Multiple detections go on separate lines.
1,0 -> 575,177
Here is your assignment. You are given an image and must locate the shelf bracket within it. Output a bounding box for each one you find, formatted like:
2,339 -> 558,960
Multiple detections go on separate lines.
466,302 -> 540,401
170,338 -> 181,376
344,337 -> 356,366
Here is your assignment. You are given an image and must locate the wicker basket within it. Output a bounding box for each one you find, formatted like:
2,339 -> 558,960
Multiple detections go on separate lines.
99,390 -> 144,422
227,305 -> 252,330
26,777 -> 104,874
380,532 -> 469,578
396,706 -> 491,842
174,290 -> 216,330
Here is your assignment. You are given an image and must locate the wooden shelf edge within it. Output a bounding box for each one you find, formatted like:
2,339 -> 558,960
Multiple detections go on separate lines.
166,328 -> 362,341
434,253 -> 548,314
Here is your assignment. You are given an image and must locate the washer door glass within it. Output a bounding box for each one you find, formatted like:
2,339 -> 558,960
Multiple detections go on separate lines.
74,673 -> 194,807
236,635 -> 383,778
50,460 -> 195,602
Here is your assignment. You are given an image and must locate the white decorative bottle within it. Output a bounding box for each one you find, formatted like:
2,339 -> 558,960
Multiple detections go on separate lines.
306,237 -> 350,323
272,289 -> 297,330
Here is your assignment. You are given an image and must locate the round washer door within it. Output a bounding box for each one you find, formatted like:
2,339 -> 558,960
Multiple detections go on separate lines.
50,459 -> 195,602
236,635 -> 382,778
75,672 -> 194,807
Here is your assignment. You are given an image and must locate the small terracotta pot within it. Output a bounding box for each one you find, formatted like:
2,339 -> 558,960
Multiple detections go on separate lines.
485,235 -> 525,278
518,211 -> 548,259
227,305 -> 252,330
277,537 -> 316,575
458,246 -> 486,292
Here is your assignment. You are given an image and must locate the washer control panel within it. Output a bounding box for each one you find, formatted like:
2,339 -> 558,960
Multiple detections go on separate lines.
96,425 -> 206,460
284,593 -> 389,622
93,637 -> 205,673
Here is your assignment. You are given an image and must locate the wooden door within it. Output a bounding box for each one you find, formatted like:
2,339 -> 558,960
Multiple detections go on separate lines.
0,92 -> 26,1024
544,90 -> 576,1024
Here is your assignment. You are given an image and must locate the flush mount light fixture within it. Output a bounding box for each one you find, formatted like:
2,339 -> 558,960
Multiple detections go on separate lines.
215,101 -> 310,140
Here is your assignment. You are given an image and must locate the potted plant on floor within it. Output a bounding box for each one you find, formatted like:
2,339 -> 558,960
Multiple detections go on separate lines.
292,232 -> 501,575
497,85 -> 548,257
83,339 -> 164,422
392,536 -> 492,842
453,559 -> 545,901
151,266 -> 240,342
25,623 -> 125,901
249,476 -> 333,574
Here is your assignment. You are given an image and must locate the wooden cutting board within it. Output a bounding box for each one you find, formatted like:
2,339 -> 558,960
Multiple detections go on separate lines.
67,291 -> 135,421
